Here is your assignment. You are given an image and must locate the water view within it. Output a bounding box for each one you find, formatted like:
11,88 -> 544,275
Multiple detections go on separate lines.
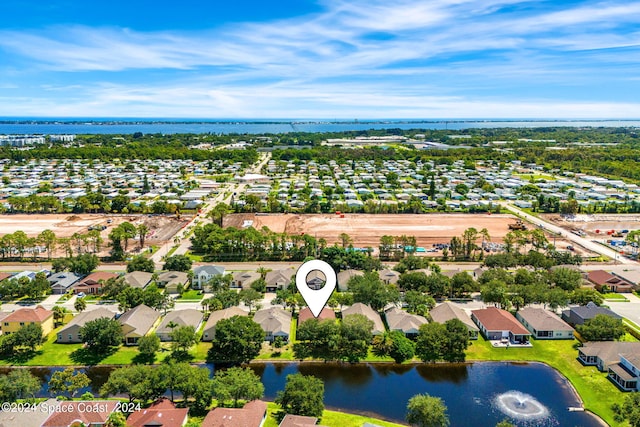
2,361 -> 603,427
0,119 -> 638,135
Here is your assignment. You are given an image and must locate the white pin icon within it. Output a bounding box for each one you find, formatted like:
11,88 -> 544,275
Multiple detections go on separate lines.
295,259 -> 337,318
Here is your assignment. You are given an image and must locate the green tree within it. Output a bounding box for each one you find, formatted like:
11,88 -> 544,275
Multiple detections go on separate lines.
137,334 -> 161,362
163,254 -> 193,272
48,367 -> 91,398
570,288 -> 604,306
239,288 -> 262,313
74,297 -> 87,312
339,313 -> 375,362
373,330 -> 415,363
105,412 -> 128,427
0,369 -> 41,402
127,255 -> 155,273
101,365 -> 165,403
576,314 -> 625,341
275,373 -> 324,418
348,272 -> 400,311
208,316 -> 264,364
170,325 -> 198,353
612,393 -> 640,427
12,323 -> 44,351
79,317 -> 124,351
211,367 -> 265,407
52,305 -> 68,326
415,322 -> 448,362
549,267 -> 582,291
404,291 -> 435,316
406,393 -> 450,427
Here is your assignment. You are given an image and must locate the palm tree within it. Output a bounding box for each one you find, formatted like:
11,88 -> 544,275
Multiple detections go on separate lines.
137,224 -> 150,249
74,297 -> 87,313
257,266 -> 271,280
52,305 -> 68,326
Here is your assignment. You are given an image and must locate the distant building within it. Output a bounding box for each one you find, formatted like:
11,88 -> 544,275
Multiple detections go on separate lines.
49,134 -> 76,142
0,134 -> 45,147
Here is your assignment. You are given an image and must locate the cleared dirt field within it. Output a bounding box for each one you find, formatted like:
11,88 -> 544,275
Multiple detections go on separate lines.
224,213 -> 517,248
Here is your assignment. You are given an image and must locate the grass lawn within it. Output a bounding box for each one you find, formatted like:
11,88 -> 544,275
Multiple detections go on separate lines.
176,290 -> 203,301
602,293 -> 629,301
264,402 -> 406,427
186,252 -> 204,262
466,337 -> 622,426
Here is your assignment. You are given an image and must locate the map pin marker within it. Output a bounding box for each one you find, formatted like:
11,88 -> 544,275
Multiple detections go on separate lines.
296,259 -> 337,318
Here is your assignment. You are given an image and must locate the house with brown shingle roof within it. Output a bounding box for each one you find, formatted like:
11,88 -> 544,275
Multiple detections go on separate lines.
231,271 -> 260,290
430,302 -> 479,339
123,271 -> 153,289
0,305 -> 54,336
336,269 -> 363,291
57,307 -> 115,343
587,269 -> 634,293
471,307 -> 530,344
279,414 -> 329,427
157,271 -> 189,294
41,400 -> 118,427
201,306 -> 249,341
155,309 -> 203,341
298,307 -> 336,324
341,303 -> 384,335
72,271 -> 119,295
127,398 -> 189,427
384,307 -> 427,338
578,341 -> 640,372
202,400 -> 267,427
515,307 -> 574,340
378,269 -> 400,285
118,304 -> 161,345
0,272 -> 12,282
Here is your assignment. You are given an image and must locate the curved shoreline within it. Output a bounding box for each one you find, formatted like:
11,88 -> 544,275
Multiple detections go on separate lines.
3,359 -> 611,426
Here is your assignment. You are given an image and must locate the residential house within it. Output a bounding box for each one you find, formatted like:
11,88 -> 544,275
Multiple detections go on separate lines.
231,271 -> 260,290
192,265 -> 225,290
578,341 -> 640,371
279,414 -> 329,427
337,269 -> 363,291
72,271 -> 118,295
378,269 -> 400,285
515,307 -> 574,340
0,305 -> 54,336
587,270 -> 634,293
429,302 -> 479,339
157,271 -> 189,294
0,398 -> 58,427
47,272 -> 82,294
201,400 -> 267,427
305,270 -> 326,290
127,398 -> 189,427
561,302 -> 622,326
471,307 -> 531,344
384,307 -> 428,338
265,269 -> 295,292
41,400 -> 118,427
298,307 -> 336,324
57,307 -> 115,343
118,304 -> 161,345
202,306 -> 249,341
609,353 -> 640,392
253,307 -> 292,342
155,309 -> 203,341
123,271 -> 153,289
0,272 -> 12,282
341,303 -> 385,335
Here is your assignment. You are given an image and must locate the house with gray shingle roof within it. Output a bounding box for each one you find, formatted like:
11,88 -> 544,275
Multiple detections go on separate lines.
157,271 -> 189,294
561,302 -> 622,326
155,309 -> 204,341
231,271 -> 260,290
341,303 -> 384,335
265,269 -> 295,292
253,307 -> 292,342
118,304 -> 161,345
192,265 -> 225,290
430,302 -> 479,339
384,307 -> 427,338
48,272 -> 82,294
516,307 -> 574,340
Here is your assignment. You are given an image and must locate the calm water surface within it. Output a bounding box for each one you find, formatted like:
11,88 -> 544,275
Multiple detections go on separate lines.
1,361 -> 603,427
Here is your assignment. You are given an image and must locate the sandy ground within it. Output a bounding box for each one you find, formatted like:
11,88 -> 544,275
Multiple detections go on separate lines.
0,213 -> 188,257
543,214 -> 640,237
224,213 -> 518,248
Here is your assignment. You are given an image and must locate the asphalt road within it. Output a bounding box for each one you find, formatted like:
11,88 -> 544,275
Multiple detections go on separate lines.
500,203 -> 636,265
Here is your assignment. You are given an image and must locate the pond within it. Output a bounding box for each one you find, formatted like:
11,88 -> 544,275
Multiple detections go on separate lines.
0,361 -> 603,427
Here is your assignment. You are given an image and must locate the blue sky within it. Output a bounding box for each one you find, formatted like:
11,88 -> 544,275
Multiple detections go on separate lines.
1,0 -> 640,118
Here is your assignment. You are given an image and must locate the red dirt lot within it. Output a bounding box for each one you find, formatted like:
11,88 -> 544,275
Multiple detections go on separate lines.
224,213 -> 517,248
